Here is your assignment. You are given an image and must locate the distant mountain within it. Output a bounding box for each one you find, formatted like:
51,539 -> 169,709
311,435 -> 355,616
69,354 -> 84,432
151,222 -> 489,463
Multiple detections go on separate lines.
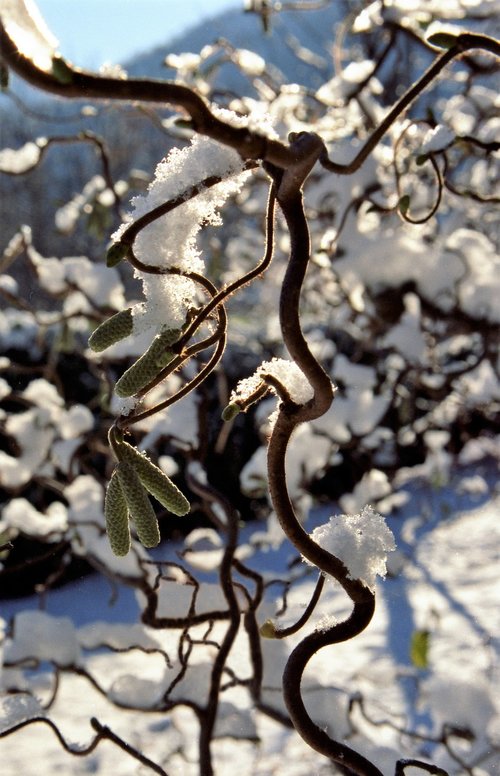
125,4 -> 343,91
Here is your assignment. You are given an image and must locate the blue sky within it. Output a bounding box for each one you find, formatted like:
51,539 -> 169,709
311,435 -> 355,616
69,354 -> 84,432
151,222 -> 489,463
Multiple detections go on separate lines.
36,0 -> 239,69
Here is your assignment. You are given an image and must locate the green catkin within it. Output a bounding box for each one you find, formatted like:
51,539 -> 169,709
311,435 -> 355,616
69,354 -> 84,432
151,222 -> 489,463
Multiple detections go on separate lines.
114,327 -> 180,398
88,308 -> 134,352
51,55 -> 74,84
104,469 -> 131,556
119,441 -> 190,516
116,461 -> 161,548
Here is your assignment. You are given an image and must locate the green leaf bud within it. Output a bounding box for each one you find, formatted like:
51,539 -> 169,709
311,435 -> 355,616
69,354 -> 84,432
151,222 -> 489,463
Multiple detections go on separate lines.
88,308 -> 134,352
398,195 -> 411,216
119,442 -> 190,516
104,469 -> 131,556
114,328 -> 180,398
116,461 -> 161,548
174,117 -> 195,130
221,402 -> 241,422
51,55 -> 74,85
106,242 -> 131,268
426,32 -> 459,50
259,619 -> 277,639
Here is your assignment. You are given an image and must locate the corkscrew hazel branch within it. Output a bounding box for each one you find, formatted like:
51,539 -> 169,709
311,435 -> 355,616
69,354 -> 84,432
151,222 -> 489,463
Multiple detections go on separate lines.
261,142 -> 382,774
319,32 -> 500,175
259,573 -> 325,639
123,330 -> 226,429
0,716 -> 169,775
120,186 -> 277,430
1,19 -> 498,178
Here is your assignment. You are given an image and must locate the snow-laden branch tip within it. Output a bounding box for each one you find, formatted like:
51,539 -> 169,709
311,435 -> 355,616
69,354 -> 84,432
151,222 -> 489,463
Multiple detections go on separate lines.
306,505 -> 396,590
230,357 -> 316,406
0,0 -> 59,72
112,110 -> 271,334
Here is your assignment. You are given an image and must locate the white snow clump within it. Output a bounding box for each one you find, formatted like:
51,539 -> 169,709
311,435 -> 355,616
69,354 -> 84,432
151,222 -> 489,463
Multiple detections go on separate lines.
4,611 -> 80,667
0,0 -> 59,72
112,111 -> 253,333
307,505 -> 396,590
0,693 -> 45,734
0,139 -> 46,174
231,357 -> 314,405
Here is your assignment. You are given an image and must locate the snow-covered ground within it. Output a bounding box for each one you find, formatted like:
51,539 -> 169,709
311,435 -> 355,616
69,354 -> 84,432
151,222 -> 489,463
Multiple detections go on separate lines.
1,462 -> 498,776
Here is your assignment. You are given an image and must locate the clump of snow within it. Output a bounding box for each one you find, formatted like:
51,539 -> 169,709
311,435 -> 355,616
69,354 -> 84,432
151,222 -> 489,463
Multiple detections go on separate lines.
132,274 -> 198,334
233,48 -> 266,76
0,693 -> 45,733
0,0 -> 59,72
55,175 -> 109,234
453,359 -> 500,405
0,275 -> 18,295
456,474 -> 489,496
306,505 -> 396,590
165,51 -> 201,74
58,404 -> 93,439
113,115 -> 252,332
380,292 -> 427,364
339,469 -> 392,514
4,611 -> 80,667
0,377 -> 11,401
316,60 -> 377,105
0,139 -> 46,174
109,674 -> 167,709
448,229 -> 500,323
78,622 -> 161,651
420,124 -> 455,155
1,499 -> 68,539
458,434 -> 500,465
27,242 -> 125,310
0,406 -> 55,489
98,62 -> 127,79
231,358 -> 315,406
51,438 -> 81,474
334,354 -> 377,389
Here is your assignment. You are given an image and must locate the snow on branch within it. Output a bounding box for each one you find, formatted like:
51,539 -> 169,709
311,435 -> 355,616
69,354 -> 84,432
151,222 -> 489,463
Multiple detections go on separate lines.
0,0 -> 58,72
306,506 -> 396,590
112,112 -> 257,333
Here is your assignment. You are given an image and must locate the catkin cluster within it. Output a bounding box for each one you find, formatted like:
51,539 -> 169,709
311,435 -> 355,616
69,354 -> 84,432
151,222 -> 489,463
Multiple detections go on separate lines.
90,310 -> 189,555
105,439 -> 190,556
89,312 -> 181,398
